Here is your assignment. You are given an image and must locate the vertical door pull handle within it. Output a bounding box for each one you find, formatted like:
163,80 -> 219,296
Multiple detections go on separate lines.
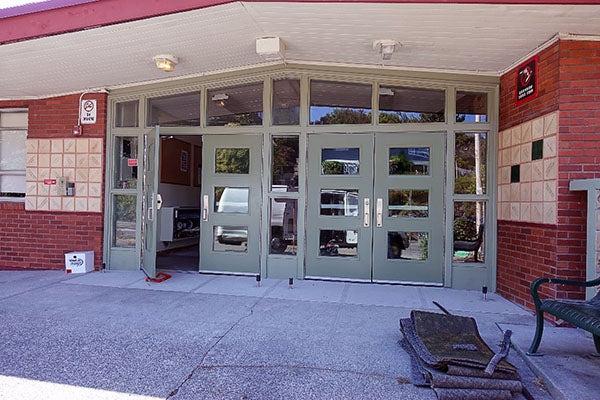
376,198 -> 383,227
202,194 -> 209,221
363,198 -> 370,227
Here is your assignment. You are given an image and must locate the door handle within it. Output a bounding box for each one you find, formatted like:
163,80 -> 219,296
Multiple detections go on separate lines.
363,198 -> 370,227
156,194 -> 163,211
148,195 -> 154,222
376,198 -> 383,227
202,194 -> 209,221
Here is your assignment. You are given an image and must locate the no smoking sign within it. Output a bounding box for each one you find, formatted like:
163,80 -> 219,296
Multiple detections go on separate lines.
80,99 -> 97,124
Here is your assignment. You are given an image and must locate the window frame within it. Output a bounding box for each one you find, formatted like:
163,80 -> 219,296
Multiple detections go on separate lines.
0,109 -> 28,202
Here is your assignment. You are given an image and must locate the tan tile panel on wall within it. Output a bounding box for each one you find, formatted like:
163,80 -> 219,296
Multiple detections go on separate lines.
498,111 -> 558,225
24,138 -> 103,213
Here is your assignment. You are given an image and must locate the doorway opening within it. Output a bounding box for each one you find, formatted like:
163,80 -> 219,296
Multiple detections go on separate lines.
155,135 -> 202,272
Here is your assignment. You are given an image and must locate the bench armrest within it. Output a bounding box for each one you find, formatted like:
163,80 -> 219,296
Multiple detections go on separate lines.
530,276 -> 600,309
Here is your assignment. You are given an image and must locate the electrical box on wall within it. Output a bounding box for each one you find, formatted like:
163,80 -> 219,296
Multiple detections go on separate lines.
57,177 -> 75,196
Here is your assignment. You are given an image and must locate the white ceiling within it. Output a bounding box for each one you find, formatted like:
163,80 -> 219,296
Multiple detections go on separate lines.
1,2 -> 600,99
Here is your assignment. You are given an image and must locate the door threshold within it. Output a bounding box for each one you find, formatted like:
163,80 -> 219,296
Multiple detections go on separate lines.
199,270 -> 257,277
305,275 -> 444,287
304,276 -> 372,283
372,279 -> 444,287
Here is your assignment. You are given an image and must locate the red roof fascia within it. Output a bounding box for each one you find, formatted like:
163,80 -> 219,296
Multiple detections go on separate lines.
1,0 -> 598,45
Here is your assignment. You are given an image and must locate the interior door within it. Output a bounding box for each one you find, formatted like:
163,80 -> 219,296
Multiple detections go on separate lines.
200,134 -> 262,274
372,133 -> 445,284
141,126 -> 161,278
305,134 -> 374,280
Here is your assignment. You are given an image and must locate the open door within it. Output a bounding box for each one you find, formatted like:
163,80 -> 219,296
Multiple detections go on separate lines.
141,126 -> 161,278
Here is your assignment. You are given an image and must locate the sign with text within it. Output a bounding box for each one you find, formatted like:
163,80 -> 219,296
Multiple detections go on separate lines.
43,179 -> 57,185
127,158 -> 138,167
80,99 -> 97,124
516,56 -> 538,104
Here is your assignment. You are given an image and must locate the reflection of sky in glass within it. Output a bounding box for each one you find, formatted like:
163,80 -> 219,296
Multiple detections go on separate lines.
389,147 -> 429,163
310,106 -> 371,124
458,114 -> 488,123
322,147 -> 359,162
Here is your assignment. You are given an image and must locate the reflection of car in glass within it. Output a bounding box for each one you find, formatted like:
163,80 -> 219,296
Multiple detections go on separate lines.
320,189 -> 359,216
215,226 -> 247,245
269,186 -> 296,253
215,187 -> 249,245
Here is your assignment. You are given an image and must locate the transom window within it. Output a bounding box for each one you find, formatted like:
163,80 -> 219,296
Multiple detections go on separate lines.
310,81 -> 372,125
207,82 -> 263,127
379,86 -> 445,123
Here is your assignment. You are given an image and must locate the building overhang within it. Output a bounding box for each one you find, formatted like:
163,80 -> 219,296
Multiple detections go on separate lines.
1,1 -> 600,99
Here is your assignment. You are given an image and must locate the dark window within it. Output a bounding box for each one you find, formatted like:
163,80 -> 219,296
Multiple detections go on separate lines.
207,83 -> 263,126
510,165 -> 520,183
310,81 -> 372,125
115,101 -> 139,127
456,91 -> 488,123
532,139 -> 544,160
379,86 -> 445,123
272,79 -> 300,125
271,136 -> 299,192
147,92 -> 200,127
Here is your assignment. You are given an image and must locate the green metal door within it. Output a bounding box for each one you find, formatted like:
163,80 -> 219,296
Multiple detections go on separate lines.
141,126 -> 160,279
305,134 -> 374,280
305,133 -> 445,283
372,133 -> 445,284
200,134 -> 262,275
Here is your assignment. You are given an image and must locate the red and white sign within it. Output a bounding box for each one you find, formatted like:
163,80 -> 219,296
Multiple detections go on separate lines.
43,179 -> 57,185
127,158 -> 138,167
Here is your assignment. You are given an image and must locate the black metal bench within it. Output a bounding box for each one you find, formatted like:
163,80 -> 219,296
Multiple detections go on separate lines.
528,276 -> 600,355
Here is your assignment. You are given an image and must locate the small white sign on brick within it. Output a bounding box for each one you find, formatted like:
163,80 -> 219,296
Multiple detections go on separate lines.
80,99 -> 97,124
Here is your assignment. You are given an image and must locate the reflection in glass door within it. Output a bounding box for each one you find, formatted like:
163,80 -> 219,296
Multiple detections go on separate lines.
200,135 -> 262,274
305,133 -> 445,283
372,133 -> 445,284
305,134 -> 374,280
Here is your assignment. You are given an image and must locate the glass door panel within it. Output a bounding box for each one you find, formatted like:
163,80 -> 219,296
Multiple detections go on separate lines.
372,133 -> 445,284
200,135 -> 262,274
305,134 -> 374,280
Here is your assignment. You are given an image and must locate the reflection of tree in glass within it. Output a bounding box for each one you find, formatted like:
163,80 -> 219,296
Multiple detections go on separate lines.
389,152 -> 414,175
115,196 -> 136,220
316,108 -> 371,125
209,112 -> 262,127
455,133 -> 486,194
379,111 -> 444,123
215,148 -> 249,174
454,202 -> 478,241
321,160 -> 344,175
272,138 -> 298,188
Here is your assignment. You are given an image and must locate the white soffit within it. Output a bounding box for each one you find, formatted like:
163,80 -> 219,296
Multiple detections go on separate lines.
1,2 -> 600,99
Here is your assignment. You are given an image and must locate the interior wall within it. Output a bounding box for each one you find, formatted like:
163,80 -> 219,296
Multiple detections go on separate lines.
156,136 -> 201,253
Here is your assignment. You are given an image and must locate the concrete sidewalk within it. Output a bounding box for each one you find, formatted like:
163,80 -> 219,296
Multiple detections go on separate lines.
0,270 -> 595,399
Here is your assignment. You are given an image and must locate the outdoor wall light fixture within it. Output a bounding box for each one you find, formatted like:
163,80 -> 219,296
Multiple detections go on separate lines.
373,39 -> 400,61
153,54 -> 178,72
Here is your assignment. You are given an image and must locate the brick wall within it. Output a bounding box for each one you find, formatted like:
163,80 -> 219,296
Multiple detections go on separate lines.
0,93 -> 106,270
497,221 -> 557,309
555,40 -> 600,286
499,42 -> 560,132
497,39 -> 600,308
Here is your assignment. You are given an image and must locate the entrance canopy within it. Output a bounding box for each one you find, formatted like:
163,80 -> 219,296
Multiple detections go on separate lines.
1,1 -> 600,99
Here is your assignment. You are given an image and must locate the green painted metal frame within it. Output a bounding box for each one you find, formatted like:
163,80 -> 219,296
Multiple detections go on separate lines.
103,63 -> 499,290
